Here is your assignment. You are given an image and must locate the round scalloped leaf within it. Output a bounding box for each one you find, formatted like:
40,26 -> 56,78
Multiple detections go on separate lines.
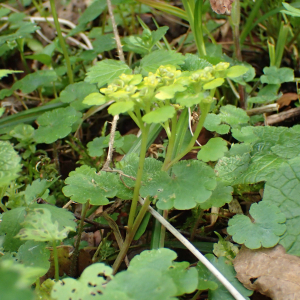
34,107 -> 82,144
203,114 -> 230,134
108,101 -> 135,115
197,137 -> 228,162
261,66 -> 294,84
227,201 -> 286,249
60,81 -> 98,110
51,263 -> 113,300
263,157 -> 300,255
200,180 -> 233,209
0,140 -> 21,187
62,165 -> 119,205
83,92 -> 106,106
142,106 -> 176,124
219,105 -> 250,126
197,255 -> 252,300
15,208 -> 76,242
150,160 -> 217,210
203,78 -> 224,90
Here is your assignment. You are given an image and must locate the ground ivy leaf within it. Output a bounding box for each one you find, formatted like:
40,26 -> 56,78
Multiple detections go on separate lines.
17,241 -> 50,282
0,207 -> 26,251
16,208 -> 76,242
34,107 -> 82,144
263,157 -> 300,255
197,137 -> 228,162
142,106 -> 176,124
140,50 -> 185,73
204,114 -> 230,135
60,81 -> 98,110
219,105 -> 250,126
108,101 -> 135,115
85,59 -> 131,88
62,165 -> 118,205
197,255 -> 252,300
227,202 -> 286,249
154,160 -> 217,210
0,140 -> 21,187
261,66 -> 294,84
200,180 -> 233,209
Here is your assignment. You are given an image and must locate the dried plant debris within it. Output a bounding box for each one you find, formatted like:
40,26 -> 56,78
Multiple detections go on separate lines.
233,245 -> 300,300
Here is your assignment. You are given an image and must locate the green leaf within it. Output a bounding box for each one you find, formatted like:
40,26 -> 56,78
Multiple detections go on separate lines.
227,201 -> 286,249
226,66 -> 249,78
85,60 -> 131,88
0,207 -> 26,251
83,92 -> 106,106
34,107 -> 82,144
0,141 -> 21,187
219,105 -> 250,126
197,137 -> 228,162
17,241 -> 50,283
176,92 -> 205,107
92,34 -> 116,53
0,69 -> 23,80
200,180 -> 233,209
108,101 -> 135,115
196,255 -> 252,300
247,84 -> 280,104
16,208 -> 75,242
0,260 -> 34,300
24,179 -> 49,206
60,81 -> 98,110
140,50 -> 185,73
0,70 -> 58,99
51,263 -> 113,300
181,54 -> 212,71
260,66 -> 294,84
62,165 -> 119,205
203,78 -> 224,90
263,157 -> 300,255
142,106 -> 176,124
87,136 -> 106,157
155,84 -> 186,100
204,114 -> 230,135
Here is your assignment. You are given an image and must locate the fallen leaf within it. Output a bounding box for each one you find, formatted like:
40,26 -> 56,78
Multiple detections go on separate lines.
277,93 -> 299,108
233,245 -> 300,300
210,0 -> 234,15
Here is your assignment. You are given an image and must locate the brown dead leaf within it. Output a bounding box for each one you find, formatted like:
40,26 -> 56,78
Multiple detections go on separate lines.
210,0 -> 234,15
233,245 -> 300,300
277,93 -> 299,109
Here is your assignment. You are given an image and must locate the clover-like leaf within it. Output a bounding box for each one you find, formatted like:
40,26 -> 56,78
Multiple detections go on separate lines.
142,106 -> 176,124
60,81 -> 98,110
227,201 -> 286,249
16,208 -> 76,242
204,114 -> 230,134
140,50 -> 185,73
260,66 -> 294,84
200,180 -> 233,209
263,157 -> 300,255
51,263 -> 113,300
0,140 -> 21,187
85,59 -> 131,88
34,107 -> 82,144
197,255 -> 252,300
197,137 -> 228,162
62,165 -> 119,205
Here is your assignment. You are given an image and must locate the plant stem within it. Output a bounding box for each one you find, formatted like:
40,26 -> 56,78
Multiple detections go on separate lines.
70,202 -> 89,277
127,124 -> 150,230
112,196 -> 151,273
52,239 -> 59,281
191,290 -> 202,300
166,100 -> 212,170
49,0 -> 73,84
